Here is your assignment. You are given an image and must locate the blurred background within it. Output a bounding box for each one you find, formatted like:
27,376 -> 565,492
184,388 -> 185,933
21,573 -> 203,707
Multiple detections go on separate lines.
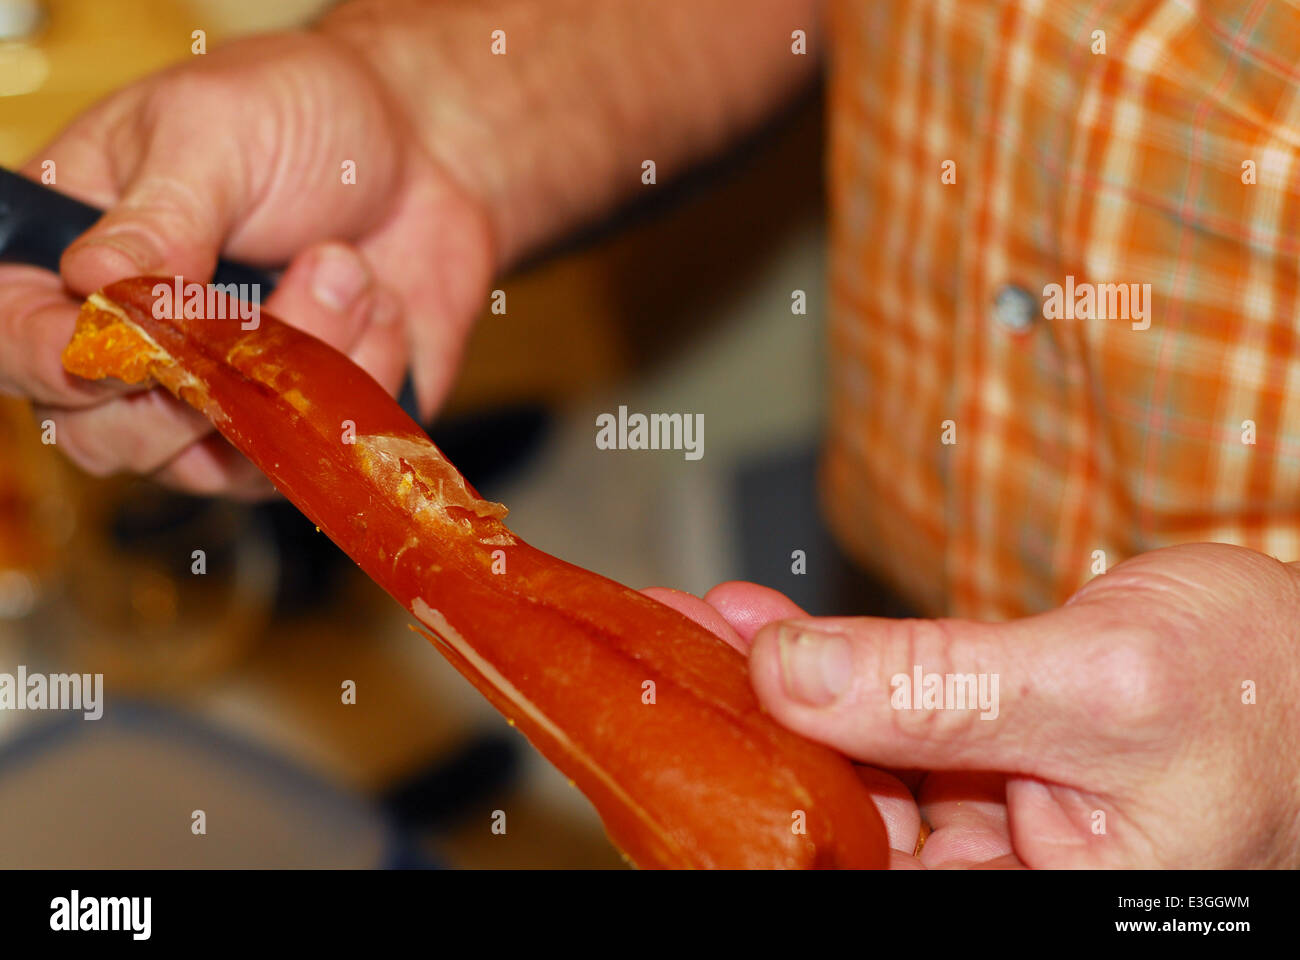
0,0 -> 898,867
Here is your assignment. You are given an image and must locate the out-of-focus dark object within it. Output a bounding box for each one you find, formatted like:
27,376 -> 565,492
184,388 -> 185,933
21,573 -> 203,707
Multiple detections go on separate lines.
429,404 -> 550,493
381,731 -> 520,832
41,478 -> 279,690
735,443 -> 918,618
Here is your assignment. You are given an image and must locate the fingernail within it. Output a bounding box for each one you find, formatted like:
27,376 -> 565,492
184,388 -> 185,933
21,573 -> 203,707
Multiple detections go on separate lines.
311,246 -> 369,312
778,626 -> 852,706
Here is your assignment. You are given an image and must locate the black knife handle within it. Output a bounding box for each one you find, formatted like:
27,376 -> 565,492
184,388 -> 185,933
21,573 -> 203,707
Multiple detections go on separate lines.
0,168 -> 276,292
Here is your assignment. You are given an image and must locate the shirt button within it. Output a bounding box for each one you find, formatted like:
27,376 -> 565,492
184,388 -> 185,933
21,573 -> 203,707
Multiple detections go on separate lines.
993,284 -> 1038,332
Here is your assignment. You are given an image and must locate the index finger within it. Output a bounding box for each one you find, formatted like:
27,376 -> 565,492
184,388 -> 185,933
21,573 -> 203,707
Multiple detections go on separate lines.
0,266 -> 137,405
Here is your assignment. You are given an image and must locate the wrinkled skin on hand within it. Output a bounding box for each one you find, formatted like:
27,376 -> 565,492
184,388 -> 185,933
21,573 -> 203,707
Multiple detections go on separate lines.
650,542 -> 1300,869
0,30 -> 491,495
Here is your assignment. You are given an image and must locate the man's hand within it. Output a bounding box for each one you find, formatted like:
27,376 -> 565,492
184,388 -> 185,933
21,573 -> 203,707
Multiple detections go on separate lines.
0,30 -> 492,495
642,584 -> 927,869
2,1 -> 819,496
650,542 -> 1300,868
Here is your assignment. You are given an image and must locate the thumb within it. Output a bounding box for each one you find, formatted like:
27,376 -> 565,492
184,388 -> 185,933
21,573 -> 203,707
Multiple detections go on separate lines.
263,241 -> 409,397
748,607 -> 1118,779
59,128 -> 241,295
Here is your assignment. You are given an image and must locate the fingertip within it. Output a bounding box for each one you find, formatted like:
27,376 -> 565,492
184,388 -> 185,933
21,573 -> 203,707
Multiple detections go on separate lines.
854,765 -> 924,855
749,618 -> 853,710
265,242 -> 373,351
640,586 -> 748,654
346,288 -> 408,396
747,620 -> 790,706
403,302 -> 469,427
306,243 -> 372,316
0,281 -> 132,405
702,580 -> 808,642
60,230 -> 162,296
412,362 -> 442,427
746,619 -> 858,750
152,434 -> 263,497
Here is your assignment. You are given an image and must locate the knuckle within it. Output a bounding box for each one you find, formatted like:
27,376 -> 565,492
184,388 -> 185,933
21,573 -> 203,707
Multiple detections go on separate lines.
143,69 -> 238,116
882,618 -> 986,745
116,172 -> 217,243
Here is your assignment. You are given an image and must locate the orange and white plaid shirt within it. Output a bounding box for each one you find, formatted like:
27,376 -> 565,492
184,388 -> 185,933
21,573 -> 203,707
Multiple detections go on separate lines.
822,0 -> 1300,620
